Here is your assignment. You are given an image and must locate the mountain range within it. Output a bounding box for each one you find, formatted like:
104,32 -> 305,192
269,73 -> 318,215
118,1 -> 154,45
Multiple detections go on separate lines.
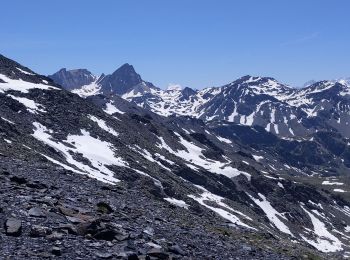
49,65 -> 350,140
0,54 -> 349,259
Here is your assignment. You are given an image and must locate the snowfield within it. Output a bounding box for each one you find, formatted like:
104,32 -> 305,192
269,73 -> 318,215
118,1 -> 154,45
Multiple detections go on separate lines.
32,122 -> 124,184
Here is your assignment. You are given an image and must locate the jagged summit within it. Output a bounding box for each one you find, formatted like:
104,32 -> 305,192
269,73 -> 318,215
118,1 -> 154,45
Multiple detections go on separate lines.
49,68 -> 96,90
50,63 -> 157,96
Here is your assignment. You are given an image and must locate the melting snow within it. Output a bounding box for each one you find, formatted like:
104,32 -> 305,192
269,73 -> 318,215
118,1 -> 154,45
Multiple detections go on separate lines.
1,117 -> 15,124
8,95 -> 46,114
0,74 -> 58,93
157,134 -> 250,180
71,81 -> 101,97
132,146 -> 172,172
104,102 -> 125,115
252,155 -> 264,162
322,180 -> 344,186
248,193 -> 292,235
4,139 -> 12,144
333,189 -> 346,193
32,122 -> 124,184
216,135 -> 232,144
188,186 -> 255,229
88,115 -> 119,137
16,67 -> 35,75
164,198 -> 189,209
300,205 -> 343,252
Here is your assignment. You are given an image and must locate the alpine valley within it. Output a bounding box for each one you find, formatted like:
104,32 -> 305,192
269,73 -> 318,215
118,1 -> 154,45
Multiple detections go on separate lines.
0,53 -> 349,259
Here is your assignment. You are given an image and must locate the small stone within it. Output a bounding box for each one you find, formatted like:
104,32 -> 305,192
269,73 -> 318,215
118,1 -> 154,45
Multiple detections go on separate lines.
147,248 -> 169,259
96,202 -> 113,214
10,175 -> 27,184
58,205 -> 78,217
169,244 -> 185,255
30,225 -> 52,237
116,251 -> 139,260
46,231 -> 64,241
66,215 -> 84,224
241,245 -> 252,252
57,223 -> 78,235
143,226 -> 154,236
4,218 -> 22,236
28,207 -> 46,218
95,252 -> 113,259
128,253 -> 140,260
51,246 -> 62,256
115,233 -> 130,241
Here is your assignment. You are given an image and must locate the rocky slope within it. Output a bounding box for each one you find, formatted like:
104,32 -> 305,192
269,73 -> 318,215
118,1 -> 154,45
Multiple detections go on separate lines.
0,54 -> 349,259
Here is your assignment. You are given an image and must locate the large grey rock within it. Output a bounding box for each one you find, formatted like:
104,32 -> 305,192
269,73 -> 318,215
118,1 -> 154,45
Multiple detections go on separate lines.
4,218 -> 22,236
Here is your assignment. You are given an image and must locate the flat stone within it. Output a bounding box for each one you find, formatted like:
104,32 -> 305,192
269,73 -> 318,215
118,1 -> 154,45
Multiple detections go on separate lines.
95,252 -> 113,259
4,218 -> 22,236
29,207 -> 46,218
147,248 -> 169,259
169,244 -> 185,255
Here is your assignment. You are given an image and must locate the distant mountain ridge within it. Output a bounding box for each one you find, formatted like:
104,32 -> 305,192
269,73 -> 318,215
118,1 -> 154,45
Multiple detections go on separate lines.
50,66 -> 350,139
49,68 -> 96,90
49,64 -> 157,97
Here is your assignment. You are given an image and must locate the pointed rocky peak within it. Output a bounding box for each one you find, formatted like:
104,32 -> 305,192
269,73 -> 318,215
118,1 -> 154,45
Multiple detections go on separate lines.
179,87 -> 198,101
110,63 -> 142,84
182,86 -> 197,95
99,63 -> 156,95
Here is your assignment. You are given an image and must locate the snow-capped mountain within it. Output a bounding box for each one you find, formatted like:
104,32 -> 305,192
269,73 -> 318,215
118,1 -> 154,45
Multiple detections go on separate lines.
1,54 -> 350,258
50,63 -> 157,98
52,65 -> 350,140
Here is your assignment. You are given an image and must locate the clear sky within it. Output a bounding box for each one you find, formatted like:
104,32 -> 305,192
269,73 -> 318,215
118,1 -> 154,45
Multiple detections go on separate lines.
1,0 -> 349,89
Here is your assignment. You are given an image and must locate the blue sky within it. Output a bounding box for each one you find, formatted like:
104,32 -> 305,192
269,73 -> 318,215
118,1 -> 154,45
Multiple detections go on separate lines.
1,0 -> 349,89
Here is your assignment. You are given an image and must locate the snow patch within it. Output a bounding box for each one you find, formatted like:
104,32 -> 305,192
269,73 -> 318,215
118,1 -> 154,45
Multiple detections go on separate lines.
32,122 -> 124,184
157,134 -> 250,180
88,115 -> 119,137
248,193 -> 292,235
164,198 -> 189,209
1,117 -> 15,124
322,180 -> 344,186
0,74 -> 58,93
104,102 -> 125,115
7,95 -> 46,114
189,186 -> 255,229
300,205 -> 343,252
216,135 -> 232,144
16,67 -> 35,75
